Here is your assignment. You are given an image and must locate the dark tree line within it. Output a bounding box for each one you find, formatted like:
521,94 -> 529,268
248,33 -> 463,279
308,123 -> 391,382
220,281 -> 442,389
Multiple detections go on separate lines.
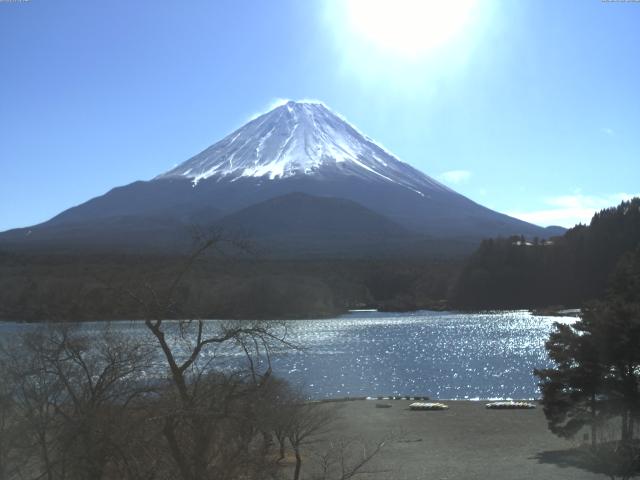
0,252 -> 461,321
452,198 -> 640,309
2,199 -> 638,320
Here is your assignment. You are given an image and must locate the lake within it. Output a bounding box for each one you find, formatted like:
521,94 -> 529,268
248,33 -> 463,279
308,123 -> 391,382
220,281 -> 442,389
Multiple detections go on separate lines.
0,310 -> 574,400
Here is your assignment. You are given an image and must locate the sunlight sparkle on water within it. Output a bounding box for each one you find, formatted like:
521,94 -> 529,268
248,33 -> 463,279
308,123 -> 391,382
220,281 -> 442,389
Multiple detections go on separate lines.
0,310 -> 573,400
270,310 -> 569,399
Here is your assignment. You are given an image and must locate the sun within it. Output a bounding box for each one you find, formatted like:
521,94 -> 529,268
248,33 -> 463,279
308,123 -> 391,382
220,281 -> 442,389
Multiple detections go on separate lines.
345,0 -> 477,60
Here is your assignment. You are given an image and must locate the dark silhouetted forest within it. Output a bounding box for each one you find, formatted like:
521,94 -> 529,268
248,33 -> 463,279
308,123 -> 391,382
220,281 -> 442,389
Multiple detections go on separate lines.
3,198 -> 638,321
451,198 -> 640,309
0,252 -> 460,321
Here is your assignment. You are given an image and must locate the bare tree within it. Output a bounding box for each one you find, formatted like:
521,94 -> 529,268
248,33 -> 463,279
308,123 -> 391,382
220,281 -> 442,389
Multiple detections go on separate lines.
310,437 -> 388,480
0,351 -> 21,480
285,402 -> 337,480
0,324 -> 154,480
0,234 -> 387,480
119,236 -> 294,480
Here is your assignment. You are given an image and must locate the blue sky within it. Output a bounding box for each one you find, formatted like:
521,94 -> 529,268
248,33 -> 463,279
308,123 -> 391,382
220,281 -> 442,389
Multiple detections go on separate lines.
1,0 -> 638,230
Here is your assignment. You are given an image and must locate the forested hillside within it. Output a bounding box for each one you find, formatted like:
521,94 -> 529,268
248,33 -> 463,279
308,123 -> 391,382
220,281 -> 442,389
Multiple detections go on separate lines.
4,198 -> 637,321
0,252 -> 459,321
451,198 -> 640,309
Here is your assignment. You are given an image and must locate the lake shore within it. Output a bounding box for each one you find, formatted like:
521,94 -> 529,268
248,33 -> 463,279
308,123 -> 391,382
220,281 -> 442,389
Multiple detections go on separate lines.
319,400 -> 601,480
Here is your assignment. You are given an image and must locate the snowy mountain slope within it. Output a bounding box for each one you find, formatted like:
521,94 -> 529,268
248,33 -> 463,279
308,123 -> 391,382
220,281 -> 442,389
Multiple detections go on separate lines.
0,100 -> 564,254
157,100 -> 448,197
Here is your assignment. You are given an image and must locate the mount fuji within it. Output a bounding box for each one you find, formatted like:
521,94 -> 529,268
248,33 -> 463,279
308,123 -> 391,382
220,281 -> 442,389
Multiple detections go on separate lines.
157,100 -> 445,196
0,100 -> 563,255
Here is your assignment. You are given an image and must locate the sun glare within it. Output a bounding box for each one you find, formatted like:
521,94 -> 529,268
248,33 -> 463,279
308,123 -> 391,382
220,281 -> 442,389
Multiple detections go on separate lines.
346,0 -> 477,60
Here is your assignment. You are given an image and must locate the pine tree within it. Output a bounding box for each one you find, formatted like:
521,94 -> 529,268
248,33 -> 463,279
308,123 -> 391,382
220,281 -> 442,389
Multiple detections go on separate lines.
535,246 -> 640,447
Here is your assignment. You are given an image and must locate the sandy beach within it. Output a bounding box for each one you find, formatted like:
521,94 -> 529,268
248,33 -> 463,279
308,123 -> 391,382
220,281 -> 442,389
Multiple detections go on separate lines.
316,400 -> 603,480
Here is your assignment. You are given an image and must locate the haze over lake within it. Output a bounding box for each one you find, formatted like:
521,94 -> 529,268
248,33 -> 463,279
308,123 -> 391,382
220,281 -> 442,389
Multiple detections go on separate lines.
0,310 -> 574,400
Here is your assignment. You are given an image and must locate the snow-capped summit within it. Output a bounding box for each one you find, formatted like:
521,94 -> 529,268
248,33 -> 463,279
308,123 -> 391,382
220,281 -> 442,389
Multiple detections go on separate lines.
157,100 -> 448,196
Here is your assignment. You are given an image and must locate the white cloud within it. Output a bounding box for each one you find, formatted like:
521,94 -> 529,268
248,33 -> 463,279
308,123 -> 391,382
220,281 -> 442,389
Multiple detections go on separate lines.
266,97 -> 291,110
246,98 -> 291,122
507,192 -> 640,228
438,169 -> 471,185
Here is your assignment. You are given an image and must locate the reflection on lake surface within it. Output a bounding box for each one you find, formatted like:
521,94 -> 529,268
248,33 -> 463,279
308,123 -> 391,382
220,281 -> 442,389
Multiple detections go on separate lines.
275,310 -> 574,400
0,310 -> 574,400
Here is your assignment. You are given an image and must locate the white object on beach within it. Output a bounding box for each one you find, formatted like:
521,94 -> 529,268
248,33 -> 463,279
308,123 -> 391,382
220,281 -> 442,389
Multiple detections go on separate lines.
485,401 -> 536,410
409,402 -> 448,411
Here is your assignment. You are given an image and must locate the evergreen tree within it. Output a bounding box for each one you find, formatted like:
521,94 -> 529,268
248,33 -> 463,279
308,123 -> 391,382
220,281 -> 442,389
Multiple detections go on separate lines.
535,320 -> 605,445
536,247 -> 640,448
453,198 -> 640,309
